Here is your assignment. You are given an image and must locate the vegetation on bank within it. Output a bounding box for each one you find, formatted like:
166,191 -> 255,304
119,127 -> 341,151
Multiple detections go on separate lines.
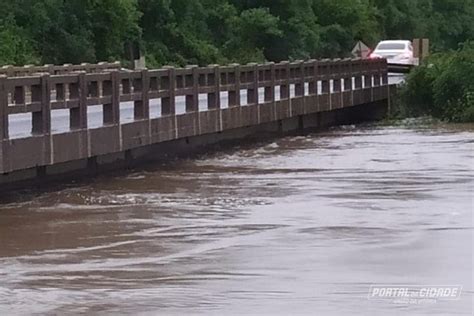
397,41 -> 474,122
0,0 -> 473,67
1,0 -> 472,122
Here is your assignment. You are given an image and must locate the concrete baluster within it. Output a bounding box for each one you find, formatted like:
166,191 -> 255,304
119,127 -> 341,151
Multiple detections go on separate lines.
333,59 -> 343,94
373,59 -> 381,87
344,60 -> 353,91
320,60 -> 330,95
32,74 -> 51,135
373,73 -> 380,87
295,60 -> 305,97
364,60 -> 373,88
354,59 -> 363,90
134,69 -> 150,120
208,65 -> 221,109
0,76 -> 8,173
185,65 -> 198,113
247,63 -> 258,105
308,60 -> 317,96
162,67 -> 176,116
280,61 -> 290,100
0,76 -> 9,140
264,62 -> 275,103
381,59 -> 388,86
70,72 -> 88,130
1,66 -> 13,77
228,64 -> 241,107
345,59 -> 354,107
102,71 -> 120,125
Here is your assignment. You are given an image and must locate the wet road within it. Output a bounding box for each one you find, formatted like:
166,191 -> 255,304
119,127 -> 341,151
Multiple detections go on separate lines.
0,120 -> 472,315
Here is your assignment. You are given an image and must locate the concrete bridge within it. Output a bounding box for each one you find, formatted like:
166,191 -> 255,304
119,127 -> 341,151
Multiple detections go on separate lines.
0,58 -> 391,190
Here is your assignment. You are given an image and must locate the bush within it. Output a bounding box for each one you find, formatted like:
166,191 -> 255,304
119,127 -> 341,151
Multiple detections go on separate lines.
401,41 -> 474,122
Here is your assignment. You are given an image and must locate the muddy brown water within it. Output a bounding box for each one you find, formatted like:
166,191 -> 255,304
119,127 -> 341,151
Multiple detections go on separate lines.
0,120 -> 473,315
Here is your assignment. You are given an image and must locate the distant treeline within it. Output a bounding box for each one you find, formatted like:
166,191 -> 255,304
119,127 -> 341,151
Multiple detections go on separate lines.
0,0 -> 473,67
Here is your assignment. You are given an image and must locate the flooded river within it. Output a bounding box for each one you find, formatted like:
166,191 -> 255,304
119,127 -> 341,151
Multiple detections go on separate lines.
0,121 -> 472,315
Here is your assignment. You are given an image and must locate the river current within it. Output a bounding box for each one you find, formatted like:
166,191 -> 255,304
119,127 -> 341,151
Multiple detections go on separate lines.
0,120 -> 472,315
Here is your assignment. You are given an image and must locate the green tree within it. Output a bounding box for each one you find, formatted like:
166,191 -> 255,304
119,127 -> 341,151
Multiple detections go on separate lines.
138,0 -> 222,66
0,15 -> 38,65
314,0 -> 380,57
88,0 -> 142,62
429,0 -> 474,51
224,8 -> 283,63
0,0 -> 140,64
0,0 -> 473,66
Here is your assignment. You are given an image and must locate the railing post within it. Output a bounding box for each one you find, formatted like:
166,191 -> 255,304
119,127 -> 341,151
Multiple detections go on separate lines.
1,66 -> 13,77
32,74 -> 51,135
43,64 -> 54,75
228,64 -> 241,107
264,62 -> 275,103
364,60 -> 372,88
70,72 -> 88,130
162,66 -> 176,116
185,65 -> 199,112
345,59 -> 354,107
82,63 -> 92,73
332,59 -> 341,94
0,76 -> 9,140
295,60 -> 305,97
103,71 -> 120,125
381,59 -> 388,86
321,77 -> 330,94
0,75 -> 8,173
280,61 -> 290,100
354,59 -> 363,89
134,69 -> 150,120
321,59 -> 330,95
308,59 -> 317,95
373,59 -> 381,87
366,60 -> 375,102
112,71 -> 121,124
334,59 -> 345,109
333,77 -> 341,93
247,63 -> 258,105
63,64 -> 73,74
344,59 -> 353,91
208,65 -> 221,109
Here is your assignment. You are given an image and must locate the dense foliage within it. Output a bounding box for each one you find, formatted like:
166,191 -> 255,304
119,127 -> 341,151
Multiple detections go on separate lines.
0,0 -> 473,67
400,41 -> 474,122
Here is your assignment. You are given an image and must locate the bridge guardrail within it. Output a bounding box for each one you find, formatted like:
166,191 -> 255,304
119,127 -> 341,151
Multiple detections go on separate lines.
0,58 -> 389,175
0,62 -> 122,77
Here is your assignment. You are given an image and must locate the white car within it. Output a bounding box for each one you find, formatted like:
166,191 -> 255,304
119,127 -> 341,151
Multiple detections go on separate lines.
369,40 -> 417,65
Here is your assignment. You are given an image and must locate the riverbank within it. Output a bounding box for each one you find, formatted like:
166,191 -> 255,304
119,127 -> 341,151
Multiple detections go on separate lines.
391,41 -> 474,122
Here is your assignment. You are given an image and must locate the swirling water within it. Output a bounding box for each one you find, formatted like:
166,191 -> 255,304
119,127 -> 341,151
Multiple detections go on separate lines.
0,121 -> 472,315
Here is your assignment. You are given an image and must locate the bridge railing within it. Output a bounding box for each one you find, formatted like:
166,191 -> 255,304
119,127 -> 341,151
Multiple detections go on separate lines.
0,62 -> 122,77
0,58 -> 388,174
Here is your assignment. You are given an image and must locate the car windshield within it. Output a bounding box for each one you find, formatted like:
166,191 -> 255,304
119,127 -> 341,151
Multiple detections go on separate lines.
377,43 -> 405,50
377,43 -> 406,50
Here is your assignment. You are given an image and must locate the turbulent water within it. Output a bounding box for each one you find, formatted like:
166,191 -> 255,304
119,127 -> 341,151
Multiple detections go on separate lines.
0,120 -> 472,315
